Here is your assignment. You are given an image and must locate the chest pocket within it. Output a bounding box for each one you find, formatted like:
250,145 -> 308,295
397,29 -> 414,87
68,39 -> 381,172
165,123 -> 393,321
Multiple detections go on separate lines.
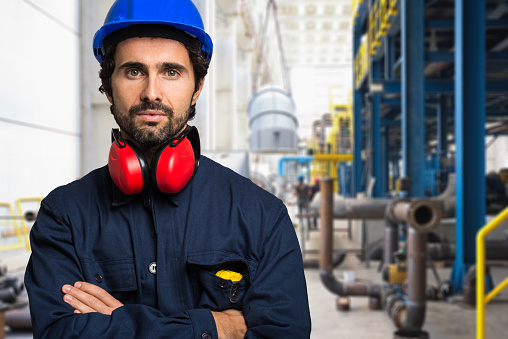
187,251 -> 258,311
79,258 -> 137,296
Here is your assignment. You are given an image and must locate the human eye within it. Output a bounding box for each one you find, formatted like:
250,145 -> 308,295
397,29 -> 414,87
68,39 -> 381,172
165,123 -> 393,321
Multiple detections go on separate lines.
126,69 -> 143,78
165,69 -> 180,78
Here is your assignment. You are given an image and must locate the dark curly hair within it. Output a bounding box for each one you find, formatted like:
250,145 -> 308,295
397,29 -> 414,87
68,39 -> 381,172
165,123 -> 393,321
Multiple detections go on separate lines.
99,37 -> 210,121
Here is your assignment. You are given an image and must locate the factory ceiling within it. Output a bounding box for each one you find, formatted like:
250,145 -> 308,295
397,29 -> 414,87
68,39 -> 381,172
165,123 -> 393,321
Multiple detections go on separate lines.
274,0 -> 353,68
216,0 -> 353,69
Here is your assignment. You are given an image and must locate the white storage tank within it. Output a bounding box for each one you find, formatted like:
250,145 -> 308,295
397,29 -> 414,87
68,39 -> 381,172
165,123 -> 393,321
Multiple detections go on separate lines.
248,87 -> 299,153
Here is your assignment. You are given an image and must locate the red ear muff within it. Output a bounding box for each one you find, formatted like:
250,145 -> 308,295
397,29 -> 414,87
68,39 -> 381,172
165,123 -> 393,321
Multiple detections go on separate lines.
152,126 -> 200,194
108,129 -> 149,195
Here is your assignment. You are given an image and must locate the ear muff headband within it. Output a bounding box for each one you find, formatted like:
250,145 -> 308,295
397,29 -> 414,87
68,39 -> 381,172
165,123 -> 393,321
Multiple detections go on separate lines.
152,126 -> 200,193
109,129 -> 150,195
108,126 -> 200,195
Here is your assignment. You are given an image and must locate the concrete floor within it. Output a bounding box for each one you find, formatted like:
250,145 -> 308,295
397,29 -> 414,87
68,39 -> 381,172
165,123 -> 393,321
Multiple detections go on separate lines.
2,226 -> 508,339
301,223 -> 508,339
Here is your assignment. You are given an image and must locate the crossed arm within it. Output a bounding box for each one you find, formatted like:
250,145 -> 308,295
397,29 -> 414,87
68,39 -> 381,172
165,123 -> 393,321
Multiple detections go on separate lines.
62,282 -> 247,339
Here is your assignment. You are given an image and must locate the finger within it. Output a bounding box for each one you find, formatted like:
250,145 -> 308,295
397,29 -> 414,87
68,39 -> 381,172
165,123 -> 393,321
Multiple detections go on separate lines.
62,290 -> 96,314
62,284 -> 111,314
74,282 -> 124,309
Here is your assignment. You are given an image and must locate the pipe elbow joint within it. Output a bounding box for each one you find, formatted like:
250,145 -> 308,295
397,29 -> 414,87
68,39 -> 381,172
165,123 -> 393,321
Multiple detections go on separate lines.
319,269 -> 346,296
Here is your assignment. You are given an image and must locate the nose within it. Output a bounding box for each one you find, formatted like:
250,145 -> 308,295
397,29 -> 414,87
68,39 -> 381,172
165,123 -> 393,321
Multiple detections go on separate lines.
141,75 -> 163,102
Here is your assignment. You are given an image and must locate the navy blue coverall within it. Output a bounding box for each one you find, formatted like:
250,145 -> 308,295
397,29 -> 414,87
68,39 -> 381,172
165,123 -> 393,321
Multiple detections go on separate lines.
24,156 -> 311,338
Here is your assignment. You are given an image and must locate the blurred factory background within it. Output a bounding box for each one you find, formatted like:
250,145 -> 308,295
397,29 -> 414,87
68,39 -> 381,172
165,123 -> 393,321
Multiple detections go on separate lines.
1,0 -> 508,338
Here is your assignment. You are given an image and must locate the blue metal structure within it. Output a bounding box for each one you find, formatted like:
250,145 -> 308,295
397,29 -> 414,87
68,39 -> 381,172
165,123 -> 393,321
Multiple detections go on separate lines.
352,17 -> 364,198
351,0 -> 507,293
451,0 -> 486,293
370,60 -> 384,197
278,156 -> 313,180
401,0 -> 425,198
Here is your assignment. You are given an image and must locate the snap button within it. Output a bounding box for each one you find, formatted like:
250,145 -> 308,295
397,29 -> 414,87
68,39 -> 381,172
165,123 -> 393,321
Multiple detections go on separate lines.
94,273 -> 103,283
218,279 -> 228,289
149,262 -> 157,274
144,198 -> 151,208
201,332 -> 212,339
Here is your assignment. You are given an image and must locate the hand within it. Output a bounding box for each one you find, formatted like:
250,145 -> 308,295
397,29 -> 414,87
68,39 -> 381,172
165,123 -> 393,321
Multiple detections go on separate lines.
62,282 -> 124,315
212,309 -> 247,339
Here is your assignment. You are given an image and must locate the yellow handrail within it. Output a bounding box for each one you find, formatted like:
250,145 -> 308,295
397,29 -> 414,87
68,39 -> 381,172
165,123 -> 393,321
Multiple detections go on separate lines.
16,197 -> 44,251
476,206 -> 508,339
0,202 -> 25,251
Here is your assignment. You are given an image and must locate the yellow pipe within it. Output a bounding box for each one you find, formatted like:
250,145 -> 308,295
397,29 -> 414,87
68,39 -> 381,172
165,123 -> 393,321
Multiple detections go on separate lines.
476,206 -> 508,339
313,154 -> 353,163
485,277 -> 508,304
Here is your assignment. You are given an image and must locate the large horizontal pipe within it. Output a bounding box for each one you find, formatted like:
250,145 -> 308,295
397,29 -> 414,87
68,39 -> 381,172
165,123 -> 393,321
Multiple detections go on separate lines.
309,173 -> 456,221
427,240 -> 508,261
5,305 -> 32,330
388,199 -> 442,233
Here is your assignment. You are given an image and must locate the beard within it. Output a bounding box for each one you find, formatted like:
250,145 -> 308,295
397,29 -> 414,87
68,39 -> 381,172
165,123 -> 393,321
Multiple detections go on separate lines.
111,101 -> 190,148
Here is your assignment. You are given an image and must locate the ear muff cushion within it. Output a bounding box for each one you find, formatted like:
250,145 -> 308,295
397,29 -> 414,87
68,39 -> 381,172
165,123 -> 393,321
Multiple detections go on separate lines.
153,138 -> 196,193
109,140 -> 148,195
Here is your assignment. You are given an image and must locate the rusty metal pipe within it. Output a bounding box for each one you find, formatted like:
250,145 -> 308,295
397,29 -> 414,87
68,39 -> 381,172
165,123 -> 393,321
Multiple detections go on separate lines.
383,215 -> 398,268
317,179 -> 448,332
385,200 -> 437,331
386,228 -> 429,330
388,199 -> 441,233
404,227 -> 427,329
319,178 -> 334,272
5,305 -> 32,330
319,178 -> 381,298
309,173 -> 456,221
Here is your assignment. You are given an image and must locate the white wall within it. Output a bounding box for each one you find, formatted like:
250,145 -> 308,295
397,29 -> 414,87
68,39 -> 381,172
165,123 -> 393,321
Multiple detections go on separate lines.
486,135 -> 508,173
80,0 -> 116,175
0,0 -> 81,205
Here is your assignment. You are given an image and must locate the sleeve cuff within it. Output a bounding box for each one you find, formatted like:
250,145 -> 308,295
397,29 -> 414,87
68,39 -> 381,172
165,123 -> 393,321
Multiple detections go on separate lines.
187,308 -> 218,339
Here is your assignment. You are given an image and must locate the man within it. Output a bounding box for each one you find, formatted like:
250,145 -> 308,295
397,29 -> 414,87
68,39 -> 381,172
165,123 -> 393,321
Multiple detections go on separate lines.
294,175 -> 311,232
308,178 -> 320,229
24,0 -> 311,338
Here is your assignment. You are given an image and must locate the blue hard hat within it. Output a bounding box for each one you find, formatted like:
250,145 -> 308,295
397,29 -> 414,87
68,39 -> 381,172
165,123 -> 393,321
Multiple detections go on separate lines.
93,0 -> 213,63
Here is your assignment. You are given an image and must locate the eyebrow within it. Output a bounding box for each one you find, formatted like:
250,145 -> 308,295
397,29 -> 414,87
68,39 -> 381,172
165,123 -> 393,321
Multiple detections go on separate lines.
117,61 -> 145,70
160,62 -> 188,73
117,61 -> 188,73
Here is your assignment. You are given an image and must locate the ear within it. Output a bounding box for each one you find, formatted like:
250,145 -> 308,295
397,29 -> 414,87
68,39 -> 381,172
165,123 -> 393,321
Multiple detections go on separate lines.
191,79 -> 205,106
105,89 -> 114,105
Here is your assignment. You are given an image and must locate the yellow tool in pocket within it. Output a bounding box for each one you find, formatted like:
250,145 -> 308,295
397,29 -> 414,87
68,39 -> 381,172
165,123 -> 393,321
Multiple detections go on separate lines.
216,270 -> 243,282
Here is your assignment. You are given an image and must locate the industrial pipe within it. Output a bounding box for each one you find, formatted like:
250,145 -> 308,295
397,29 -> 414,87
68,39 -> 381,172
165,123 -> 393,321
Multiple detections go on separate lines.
388,227 -> 427,330
309,173 -> 456,221
383,218 -> 398,267
319,178 -> 382,299
430,173 -> 456,219
388,199 -> 441,233
5,305 -> 32,331
318,179 -> 443,333
383,199 -> 442,332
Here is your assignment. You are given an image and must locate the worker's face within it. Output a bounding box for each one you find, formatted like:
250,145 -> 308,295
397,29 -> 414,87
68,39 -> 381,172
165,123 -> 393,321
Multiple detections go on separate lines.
107,37 -> 204,147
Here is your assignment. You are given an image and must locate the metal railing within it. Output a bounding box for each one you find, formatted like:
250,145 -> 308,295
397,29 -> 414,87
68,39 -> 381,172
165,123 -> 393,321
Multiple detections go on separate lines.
476,206 -> 508,339
15,197 -> 44,251
0,202 -> 25,251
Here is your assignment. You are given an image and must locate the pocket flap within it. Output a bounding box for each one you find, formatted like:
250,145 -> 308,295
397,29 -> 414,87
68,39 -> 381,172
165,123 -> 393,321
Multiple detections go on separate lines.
80,258 -> 137,293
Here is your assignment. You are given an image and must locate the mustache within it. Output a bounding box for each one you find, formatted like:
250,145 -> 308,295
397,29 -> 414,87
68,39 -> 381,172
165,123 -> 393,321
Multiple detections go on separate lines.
129,101 -> 173,116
